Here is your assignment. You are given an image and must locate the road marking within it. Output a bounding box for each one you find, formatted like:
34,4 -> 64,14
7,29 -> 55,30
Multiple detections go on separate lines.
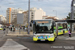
17,37 -> 33,39
0,39 -> 30,50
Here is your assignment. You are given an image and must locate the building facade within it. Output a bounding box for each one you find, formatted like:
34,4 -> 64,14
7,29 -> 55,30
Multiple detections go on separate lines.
11,8 -> 24,23
43,16 -> 59,20
30,7 -> 46,20
23,7 -> 46,25
6,8 -> 25,24
23,11 -> 28,26
0,15 -> 7,23
6,8 -> 12,23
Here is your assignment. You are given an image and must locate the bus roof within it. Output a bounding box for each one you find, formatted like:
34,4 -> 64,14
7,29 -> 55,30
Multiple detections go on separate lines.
56,22 -> 67,23
33,19 -> 53,21
55,20 -> 75,23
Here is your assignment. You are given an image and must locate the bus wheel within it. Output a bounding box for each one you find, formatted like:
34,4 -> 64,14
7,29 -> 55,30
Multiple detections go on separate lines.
55,36 -> 57,38
33,41 -> 37,43
53,38 -> 56,42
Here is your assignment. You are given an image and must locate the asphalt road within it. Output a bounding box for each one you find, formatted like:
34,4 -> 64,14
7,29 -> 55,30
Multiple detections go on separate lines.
0,30 -> 7,47
0,30 -> 7,38
12,36 -> 75,50
0,30 -> 75,50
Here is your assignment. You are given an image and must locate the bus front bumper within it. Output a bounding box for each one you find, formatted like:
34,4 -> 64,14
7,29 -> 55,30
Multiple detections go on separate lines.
33,37 -> 55,41
65,31 -> 68,33
58,32 -> 63,35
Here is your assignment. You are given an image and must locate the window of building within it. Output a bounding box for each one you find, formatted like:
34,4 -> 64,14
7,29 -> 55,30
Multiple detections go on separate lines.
32,17 -> 33,18
32,12 -> 33,14
31,15 -> 34,17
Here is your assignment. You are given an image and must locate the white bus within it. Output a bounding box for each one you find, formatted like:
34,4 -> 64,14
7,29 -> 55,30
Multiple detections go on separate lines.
32,19 -> 57,42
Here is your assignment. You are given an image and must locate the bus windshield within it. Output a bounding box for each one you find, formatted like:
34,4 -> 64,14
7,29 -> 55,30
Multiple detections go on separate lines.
33,20 -> 54,33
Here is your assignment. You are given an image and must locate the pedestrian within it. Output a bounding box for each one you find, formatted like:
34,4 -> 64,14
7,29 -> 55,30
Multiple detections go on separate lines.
11,27 -> 12,31
68,27 -> 71,37
3,27 -> 6,34
13,27 -> 15,32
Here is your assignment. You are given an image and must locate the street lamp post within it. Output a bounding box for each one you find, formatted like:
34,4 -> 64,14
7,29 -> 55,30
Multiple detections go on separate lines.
71,0 -> 74,19
28,0 -> 30,34
70,0 -> 74,32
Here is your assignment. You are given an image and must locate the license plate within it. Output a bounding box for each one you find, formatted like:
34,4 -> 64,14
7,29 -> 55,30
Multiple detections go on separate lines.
41,39 -> 45,41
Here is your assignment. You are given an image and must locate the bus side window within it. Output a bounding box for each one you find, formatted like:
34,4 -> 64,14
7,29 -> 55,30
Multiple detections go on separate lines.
58,23 -> 63,30
50,21 -> 55,33
63,23 -> 67,29
54,23 -> 56,30
53,23 -> 56,33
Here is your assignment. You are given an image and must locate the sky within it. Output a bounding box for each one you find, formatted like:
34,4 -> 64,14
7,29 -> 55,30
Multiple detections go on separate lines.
0,0 -> 72,19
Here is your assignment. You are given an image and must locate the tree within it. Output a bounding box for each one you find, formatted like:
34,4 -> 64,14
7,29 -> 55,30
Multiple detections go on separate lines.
11,18 -> 17,27
66,13 -> 71,19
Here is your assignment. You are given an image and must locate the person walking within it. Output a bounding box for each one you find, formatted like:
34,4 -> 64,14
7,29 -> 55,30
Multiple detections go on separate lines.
68,27 -> 71,37
3,26 -> 6,34
13,27 -> 15,32
11,27 -> 12,31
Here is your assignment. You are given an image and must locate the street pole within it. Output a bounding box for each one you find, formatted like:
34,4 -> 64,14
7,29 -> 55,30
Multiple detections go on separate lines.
70,0 -> 74,32
28,0 -> 30,34
71,0 -> 74,19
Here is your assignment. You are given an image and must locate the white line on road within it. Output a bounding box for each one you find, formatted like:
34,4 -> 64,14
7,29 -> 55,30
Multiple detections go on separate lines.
0,39 -> 30,50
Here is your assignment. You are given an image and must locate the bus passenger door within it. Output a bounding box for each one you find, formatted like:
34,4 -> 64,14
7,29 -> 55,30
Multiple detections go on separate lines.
54,23 -> 57,38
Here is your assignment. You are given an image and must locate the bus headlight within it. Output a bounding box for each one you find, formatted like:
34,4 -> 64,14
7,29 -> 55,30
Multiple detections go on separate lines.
33,35 -> 38,38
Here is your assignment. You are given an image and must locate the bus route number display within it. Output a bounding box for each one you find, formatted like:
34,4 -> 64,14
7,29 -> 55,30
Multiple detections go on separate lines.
37,21 -> 49,23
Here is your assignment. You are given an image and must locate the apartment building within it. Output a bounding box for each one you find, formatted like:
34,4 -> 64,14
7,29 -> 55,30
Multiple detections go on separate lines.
6,8 -> 25,24
30,7 -> 46,20
23,7 -> 46,24
22,11 -> 28,25
11,8 -> 24,23
6,8 -> 13,23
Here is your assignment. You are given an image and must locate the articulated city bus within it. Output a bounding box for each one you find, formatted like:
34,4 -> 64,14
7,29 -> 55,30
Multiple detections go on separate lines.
32,19 -> 57,42
32,19 -> 68,42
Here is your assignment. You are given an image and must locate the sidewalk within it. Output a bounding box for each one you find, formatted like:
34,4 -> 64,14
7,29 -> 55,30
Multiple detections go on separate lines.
57,35 -> 75,40
72,31 -> 75,33
6,30 -> 33,36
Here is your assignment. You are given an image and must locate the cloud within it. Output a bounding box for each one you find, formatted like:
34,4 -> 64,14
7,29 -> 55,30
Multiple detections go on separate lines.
0,0 -> 72,19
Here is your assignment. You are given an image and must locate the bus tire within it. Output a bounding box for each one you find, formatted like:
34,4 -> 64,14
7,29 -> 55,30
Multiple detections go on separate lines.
33,41 -> 37,43
55,36 -> 57,38
53,38 -> 56,42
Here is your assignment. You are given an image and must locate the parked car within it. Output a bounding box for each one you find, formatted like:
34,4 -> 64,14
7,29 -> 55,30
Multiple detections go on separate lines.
0,24 -> 3,30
